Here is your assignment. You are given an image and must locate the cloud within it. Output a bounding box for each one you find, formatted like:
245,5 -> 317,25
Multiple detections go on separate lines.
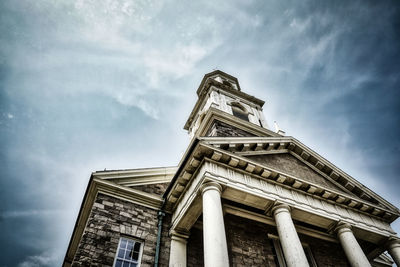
0,0 -> 223,120
1,0 -> 400,266
142,43 -> 214,86
18,253 -> 55,267
6,113 -> 14,119
0,209 -> 64,219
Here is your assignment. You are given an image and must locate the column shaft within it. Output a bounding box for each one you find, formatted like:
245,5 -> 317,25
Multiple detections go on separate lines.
387,238 -> 400,266
335,223 -> 371,267
169,233 -> 188,267
272,204 -> 309,267
201,182 -> 229,267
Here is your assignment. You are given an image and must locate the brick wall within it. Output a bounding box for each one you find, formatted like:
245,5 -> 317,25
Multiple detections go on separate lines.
71,193 -> 171,267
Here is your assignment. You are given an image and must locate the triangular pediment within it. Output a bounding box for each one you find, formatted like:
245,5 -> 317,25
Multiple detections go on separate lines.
163,136 -> 399,222
92,166 -> 175,195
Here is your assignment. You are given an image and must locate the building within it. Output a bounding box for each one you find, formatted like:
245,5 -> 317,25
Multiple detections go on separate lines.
64,70 -> 400,267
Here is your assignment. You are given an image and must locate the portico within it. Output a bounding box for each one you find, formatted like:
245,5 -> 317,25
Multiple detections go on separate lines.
166,141 -> 399,267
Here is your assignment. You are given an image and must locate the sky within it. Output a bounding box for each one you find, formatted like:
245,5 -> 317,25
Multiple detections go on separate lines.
0,0 -> 399,266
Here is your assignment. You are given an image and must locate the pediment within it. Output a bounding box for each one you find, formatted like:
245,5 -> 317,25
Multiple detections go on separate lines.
246,153 -> 348,194
202,137 -> 398,210
164,136 -> 400,222
92,166 -> 175,193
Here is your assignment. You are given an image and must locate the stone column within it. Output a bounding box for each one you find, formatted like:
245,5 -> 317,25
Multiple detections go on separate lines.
201,182 -> 229,267
169,231 -> 189,267
272,203 -> 309,267
386,237 -> 400,266
335,222 -> 371,267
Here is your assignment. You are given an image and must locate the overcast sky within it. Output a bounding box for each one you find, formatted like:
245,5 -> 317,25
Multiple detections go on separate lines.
1,0 -> 399,266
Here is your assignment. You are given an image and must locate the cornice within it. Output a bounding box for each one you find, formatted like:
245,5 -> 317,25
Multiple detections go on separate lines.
195,70 -> 242,96
93,166 -> 176,187
63,176 -> 96,267
94,178 -> 164,209
93,166 -> 176,179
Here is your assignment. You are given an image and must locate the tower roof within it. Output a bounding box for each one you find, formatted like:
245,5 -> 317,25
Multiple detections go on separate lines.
196,70 -> 242,95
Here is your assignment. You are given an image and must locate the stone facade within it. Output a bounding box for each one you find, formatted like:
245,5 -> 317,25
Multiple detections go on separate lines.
72,192 -> 171,267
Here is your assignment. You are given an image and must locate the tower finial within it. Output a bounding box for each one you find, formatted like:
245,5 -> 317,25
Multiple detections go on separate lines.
274,121 -> 286,136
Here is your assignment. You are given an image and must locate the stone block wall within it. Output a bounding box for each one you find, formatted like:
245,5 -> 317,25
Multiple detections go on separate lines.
225,214 -> 279,267
248,154 -> 340,191
132,182 -> 170,195
206,120 -> 256,137
186,215 -> 279,267
187,214 -> 351,267
71,193 -> 171,267
299,233 -> 350,267
187,227 -> 204,267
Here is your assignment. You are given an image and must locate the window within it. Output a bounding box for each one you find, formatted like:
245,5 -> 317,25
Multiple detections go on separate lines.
303,244 -> 318,267
223,80 -> 232,87
269,235 -> 318,267
114,237 -> 143,267
230,102 -> 249,122
270,238 -> 286,267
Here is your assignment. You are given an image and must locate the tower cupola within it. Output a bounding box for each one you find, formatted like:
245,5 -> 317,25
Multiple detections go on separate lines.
184,70 -> 272,139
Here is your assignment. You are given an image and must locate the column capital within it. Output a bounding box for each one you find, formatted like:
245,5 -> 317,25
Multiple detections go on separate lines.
201,181 -> 229,266
334,221 -> 353,235
169,230 -> 188,267
200,181 -> 223,196
170,230 -> 190,242
272,202 -> 309,267
386,236 -> 400,250
335,221 -> 372,267
271,203 -> 291,216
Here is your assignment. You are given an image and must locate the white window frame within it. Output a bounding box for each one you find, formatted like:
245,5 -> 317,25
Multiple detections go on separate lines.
113,236 -> 144,267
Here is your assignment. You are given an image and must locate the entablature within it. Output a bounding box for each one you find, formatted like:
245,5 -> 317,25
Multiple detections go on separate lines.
169,160 -> 396,246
